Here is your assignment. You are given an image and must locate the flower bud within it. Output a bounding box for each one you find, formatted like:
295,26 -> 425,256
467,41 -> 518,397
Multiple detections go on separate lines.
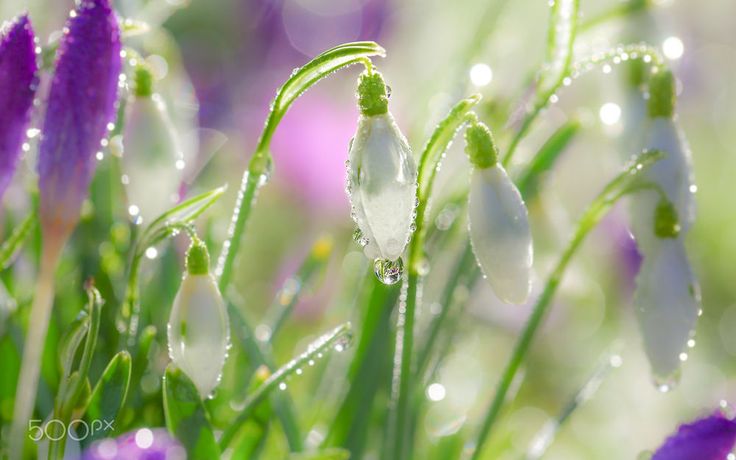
467,123 -> 533,304
167,239 -> 230,398
347,70 -> 417,262
629,81 -> 700,383
123,65 -> 185,223
37,0 -> 121,240
0,15 -> 37,201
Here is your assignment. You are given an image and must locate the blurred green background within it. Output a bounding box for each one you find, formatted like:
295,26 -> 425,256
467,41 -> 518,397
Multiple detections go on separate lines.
1,0 -> 735,458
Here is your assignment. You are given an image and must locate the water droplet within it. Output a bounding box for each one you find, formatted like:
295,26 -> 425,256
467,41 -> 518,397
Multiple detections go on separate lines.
353,228 -> 369,247
385,85 -> 392,98
374,258 -> 404,285
653,371 -> 680,393
278,382 -> 287,391
416,258 -> 430,276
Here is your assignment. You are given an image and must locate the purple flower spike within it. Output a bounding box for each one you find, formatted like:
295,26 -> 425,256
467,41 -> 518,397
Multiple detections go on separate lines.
0,15 -> 37,201
83,428 -> 186,460
38,0 -> 121,238
653,411 -> 736,460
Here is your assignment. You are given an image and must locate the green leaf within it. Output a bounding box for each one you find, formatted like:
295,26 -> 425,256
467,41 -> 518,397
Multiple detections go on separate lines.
163,365 -> 220,459
0,212 -> 36,270
58,314 -> 89,380
517,120 -> 580,201
84,351 -> 132,440
288,448 -> 351,460
139,185 -> 227,252
220,323 -> 353,450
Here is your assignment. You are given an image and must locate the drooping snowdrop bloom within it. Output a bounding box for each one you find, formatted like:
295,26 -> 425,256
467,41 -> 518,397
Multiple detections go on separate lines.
10,3 -> 121,457
465,121 -> 533,304
346,69 -> 417,264
630,69 -> 701,386
168,238 -> 230,399
0,15 -> 37,202
122,64 -> 186,223
649,409 -> 736,460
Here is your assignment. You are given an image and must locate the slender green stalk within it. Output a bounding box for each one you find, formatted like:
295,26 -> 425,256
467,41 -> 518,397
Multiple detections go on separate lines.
503,0 -> 580,167
0,211 -> 37,270
215,42 -> 385,294
470,150 -> 663,459
388,95 -> 480,460
219,323 -> 352,450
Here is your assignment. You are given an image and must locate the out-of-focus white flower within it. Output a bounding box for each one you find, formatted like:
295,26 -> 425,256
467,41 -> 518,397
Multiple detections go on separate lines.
630,69 -> 701,384
347,70 -> 417,262
168,238 -> 229,399
635,237 -> 699,382
465,122 -> 533,304
122,64 -> 185,224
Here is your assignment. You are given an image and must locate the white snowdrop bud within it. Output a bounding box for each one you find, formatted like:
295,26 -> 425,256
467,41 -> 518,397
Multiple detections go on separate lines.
122,64 -> 185,224
465,122 -> 533,304
347,70 -> 417,263
168,238 -> 230,399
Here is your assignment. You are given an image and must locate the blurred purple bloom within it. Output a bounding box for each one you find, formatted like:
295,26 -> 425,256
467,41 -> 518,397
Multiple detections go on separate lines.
83,428 -> 185,460
653,411 -> 736,460
270,91 -> 354,213
0,15 -> 37,201
38,0 -> 121,237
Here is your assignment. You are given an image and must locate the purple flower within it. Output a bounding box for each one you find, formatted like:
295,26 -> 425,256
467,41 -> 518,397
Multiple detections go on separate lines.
653,411 -> 736,460
0,15 -> 37,201
83,428 -> 185,460
38,0 -> 121,239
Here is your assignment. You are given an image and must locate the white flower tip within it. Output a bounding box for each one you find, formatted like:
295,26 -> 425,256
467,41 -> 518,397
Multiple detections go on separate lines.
469,166 -> 533,305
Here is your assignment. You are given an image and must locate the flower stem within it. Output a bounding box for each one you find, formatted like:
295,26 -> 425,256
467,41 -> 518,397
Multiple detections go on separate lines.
470,151 -> 663,458
388,95 -> 480,460
215,41 -> 384,295
9,236 -> 64,460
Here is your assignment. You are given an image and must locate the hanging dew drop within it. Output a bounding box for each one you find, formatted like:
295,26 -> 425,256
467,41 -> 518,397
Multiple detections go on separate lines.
653,370 -> 680,393
373,258 -> 404,285
352,228 -> 369,247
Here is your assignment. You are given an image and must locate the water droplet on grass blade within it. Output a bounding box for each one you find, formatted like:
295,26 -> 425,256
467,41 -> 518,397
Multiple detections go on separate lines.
374,258 -> 403,285
352,227 -> 369,247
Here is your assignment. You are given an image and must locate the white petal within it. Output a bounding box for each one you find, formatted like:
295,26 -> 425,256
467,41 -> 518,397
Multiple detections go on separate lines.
634,237 -> 700,380
468,166 -> 533,304
168,274 -> 230,398
348,113 -> 417,261
123,95 -> 185,223
630,118 -> 696,249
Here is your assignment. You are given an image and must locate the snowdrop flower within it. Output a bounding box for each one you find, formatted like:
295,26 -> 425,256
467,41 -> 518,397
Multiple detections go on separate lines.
465,121 -> 533,304
168,237 -> 230,399
346,69 -> 417,262
122,63 -> 185,223
648,409 -> 736,460
631,69 -> 700,385
0,15 -> 37,202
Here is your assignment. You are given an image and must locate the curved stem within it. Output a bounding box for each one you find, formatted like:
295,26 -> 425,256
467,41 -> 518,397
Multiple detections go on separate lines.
215,42 -> 384,294
470,151 -> 664,459
503,43 -> 665,168
388,95 -> 480,460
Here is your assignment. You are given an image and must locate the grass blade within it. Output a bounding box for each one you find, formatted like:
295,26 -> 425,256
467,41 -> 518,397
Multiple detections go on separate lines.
220,322 -> 353,450
0,212 -> 36,270
84,351 -> 132,441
